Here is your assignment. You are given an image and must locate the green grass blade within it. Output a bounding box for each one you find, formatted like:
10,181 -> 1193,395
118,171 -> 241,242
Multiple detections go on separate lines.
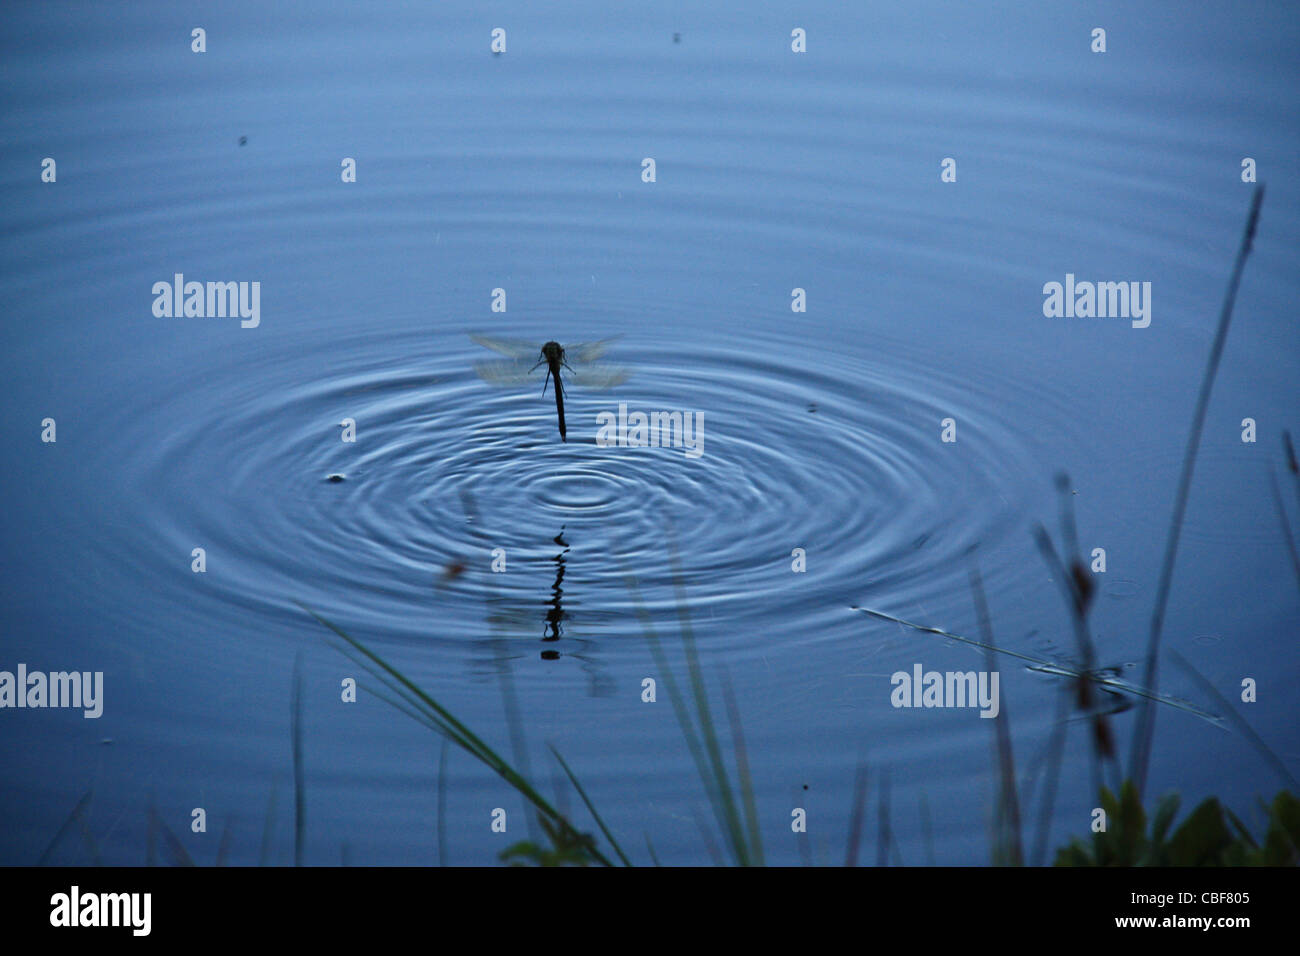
666,540 -> 751,866
291,655 -> 306,867
258,784 -> 278,867
620,573 -> 736,858
845,764 -> 868,867
37,790 -> 94,866
970,558 -> 1023,865
1168,649 -> 1298,791
548,745 -> 632,866
1267,464 -> 1300,593
437,739 -> 449,867
297,601 -> 615,867
148,807 -> 195,867
1131,184 -> 1266,797
720,671 -> 763,866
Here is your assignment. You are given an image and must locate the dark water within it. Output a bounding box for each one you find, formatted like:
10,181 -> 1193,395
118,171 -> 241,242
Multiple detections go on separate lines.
2,1 -> 1297,866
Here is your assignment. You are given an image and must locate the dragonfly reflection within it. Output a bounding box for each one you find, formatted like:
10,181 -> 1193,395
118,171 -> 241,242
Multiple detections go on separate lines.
545,527 -> 569,641
470,334 -> 628,441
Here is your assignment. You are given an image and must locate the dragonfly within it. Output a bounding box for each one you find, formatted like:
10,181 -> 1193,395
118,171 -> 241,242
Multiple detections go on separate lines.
469,334 -> 629,442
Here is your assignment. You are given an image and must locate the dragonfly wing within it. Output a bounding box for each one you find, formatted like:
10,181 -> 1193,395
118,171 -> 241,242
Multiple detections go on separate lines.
473,359 -> 537,386
566,363 -> 630,389
565,335 -> 623,363
469,333 -> 542,360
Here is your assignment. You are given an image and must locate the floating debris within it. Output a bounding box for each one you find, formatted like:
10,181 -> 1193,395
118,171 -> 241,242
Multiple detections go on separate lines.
439,558 -> 467,583
238,135 -> 247,147
851,605 -> 1223,726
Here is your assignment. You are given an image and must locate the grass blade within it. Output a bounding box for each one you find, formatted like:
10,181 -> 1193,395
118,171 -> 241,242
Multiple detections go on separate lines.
548,744 -> 632,866
919,792 -> 937,866
845,763 -> 869,867
1284,431 -> 1300,513
1029,689 -> 1070,867
1131,184 -> 1266,796
618,564 -> 750,864
437,739 -> 449,868
1267,464 -> 1300,593
148,807 -> 195,867
291,654 -> 305,867
1167,649 -> 1298,791
970,555 -> 1023,865
297,601 -> 615,866
665,535 -> 755,866
876,770 -> 892,868
644,833 -> 662,867
720,670 -> 764,866
37,790 -> 94,866
258,784 -> 278,867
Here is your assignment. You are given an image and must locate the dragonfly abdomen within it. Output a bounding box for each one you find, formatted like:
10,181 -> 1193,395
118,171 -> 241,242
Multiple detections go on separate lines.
554,369 -> 567,441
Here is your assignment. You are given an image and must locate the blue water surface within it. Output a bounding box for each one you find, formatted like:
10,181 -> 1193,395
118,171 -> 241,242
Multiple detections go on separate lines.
1,1 -> 1297,866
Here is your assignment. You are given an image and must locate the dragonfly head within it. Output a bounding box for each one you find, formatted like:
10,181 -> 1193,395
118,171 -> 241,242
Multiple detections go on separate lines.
540,341 -> 565,366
